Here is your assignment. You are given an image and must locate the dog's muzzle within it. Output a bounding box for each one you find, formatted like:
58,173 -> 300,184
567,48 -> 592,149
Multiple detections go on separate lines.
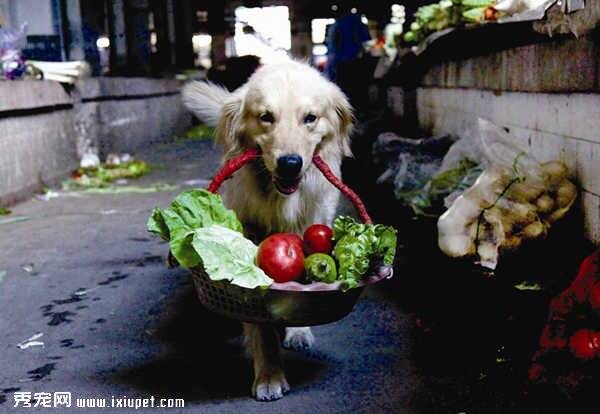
274,154 -> 303,195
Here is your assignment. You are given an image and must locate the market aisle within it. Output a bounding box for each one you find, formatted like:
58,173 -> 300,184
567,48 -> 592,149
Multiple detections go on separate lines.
0,140 -> 417,413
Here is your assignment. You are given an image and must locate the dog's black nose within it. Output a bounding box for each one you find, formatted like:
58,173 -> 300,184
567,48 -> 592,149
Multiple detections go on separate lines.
276,154 -> 303,178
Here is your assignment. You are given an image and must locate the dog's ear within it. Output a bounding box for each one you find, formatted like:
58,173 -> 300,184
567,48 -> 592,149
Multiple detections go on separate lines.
216,96 -> 245,158
332,89 -> 354,157
332,86 -> 354,157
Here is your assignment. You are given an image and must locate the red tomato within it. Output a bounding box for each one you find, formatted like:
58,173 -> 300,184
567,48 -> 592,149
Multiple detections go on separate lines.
303,224 -> 333,255
569,329 -> 600,360
257,233 -> 305,283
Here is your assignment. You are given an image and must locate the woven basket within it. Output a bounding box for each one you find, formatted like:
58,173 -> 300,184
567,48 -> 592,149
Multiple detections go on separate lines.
191,265 -> 393,326
188,150 -> 394,326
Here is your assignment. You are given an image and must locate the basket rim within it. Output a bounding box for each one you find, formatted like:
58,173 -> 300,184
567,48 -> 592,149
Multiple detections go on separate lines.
267,265 -> 393,292
190,265 -> 394,292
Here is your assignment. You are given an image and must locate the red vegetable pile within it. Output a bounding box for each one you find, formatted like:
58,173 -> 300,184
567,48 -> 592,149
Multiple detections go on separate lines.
529,249 -> 600,386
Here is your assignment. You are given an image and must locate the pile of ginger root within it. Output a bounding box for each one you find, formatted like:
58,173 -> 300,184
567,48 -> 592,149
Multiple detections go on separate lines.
438,160 -> 577,269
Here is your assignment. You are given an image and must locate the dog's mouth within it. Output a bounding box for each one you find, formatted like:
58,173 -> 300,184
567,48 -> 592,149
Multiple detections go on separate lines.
251,156 -> 302,195
273,175 -> 301,195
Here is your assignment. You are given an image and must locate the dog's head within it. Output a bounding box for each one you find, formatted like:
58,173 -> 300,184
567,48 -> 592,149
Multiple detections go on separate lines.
217,61 -> 353,195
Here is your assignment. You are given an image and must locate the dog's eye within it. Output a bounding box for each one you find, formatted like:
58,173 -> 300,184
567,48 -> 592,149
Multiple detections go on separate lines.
304,114 -> 317,124
259,112 -> 275,124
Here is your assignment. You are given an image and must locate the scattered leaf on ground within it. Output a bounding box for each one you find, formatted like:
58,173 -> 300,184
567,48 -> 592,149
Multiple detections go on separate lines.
184,179 -> 210,187
63,160 -> 151,190
36,190 -> 60,201
0,207 -> 11,215
17,333 -> 45,350
77,184 -> 177,195
0,216 -> 30,225
176,125 -> 215,141
514,281 -> 543,291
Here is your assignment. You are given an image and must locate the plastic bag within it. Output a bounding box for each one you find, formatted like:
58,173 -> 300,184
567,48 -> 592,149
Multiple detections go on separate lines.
372,132 -> 456,208
438,118 -> 577,269
0,23 -> 27,80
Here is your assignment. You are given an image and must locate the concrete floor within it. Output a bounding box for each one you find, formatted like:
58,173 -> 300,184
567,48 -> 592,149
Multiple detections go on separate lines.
0,140 -> 419,413
2,138 -> 591,413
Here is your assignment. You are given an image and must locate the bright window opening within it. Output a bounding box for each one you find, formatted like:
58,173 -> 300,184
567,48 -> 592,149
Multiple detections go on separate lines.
311,18 -> 335,44
234,6 -> 291,64
192,34 -> 212,69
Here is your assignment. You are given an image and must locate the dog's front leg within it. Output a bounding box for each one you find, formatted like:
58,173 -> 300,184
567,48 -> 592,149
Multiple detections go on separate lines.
244,322 -> 290,401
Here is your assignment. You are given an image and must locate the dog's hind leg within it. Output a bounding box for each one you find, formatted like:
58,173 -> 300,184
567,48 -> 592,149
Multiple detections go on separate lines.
244,322 -> 290,401
283,327 -> 315,350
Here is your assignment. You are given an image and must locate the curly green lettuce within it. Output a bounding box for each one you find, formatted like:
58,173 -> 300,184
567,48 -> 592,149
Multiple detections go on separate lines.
332,216 -> 397,290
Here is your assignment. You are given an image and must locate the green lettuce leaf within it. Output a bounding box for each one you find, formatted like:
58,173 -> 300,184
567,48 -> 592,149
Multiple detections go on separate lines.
147,189 -> 243,268
333,216 -> 397,290
191,225 -> 273,289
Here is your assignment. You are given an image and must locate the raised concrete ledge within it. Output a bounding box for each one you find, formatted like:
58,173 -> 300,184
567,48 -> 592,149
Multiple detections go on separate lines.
420,34 -> 600,93
0,78 -> 183,115
0,80 -> 72,112
0,77 -> 190,205
77,77 -> 181,100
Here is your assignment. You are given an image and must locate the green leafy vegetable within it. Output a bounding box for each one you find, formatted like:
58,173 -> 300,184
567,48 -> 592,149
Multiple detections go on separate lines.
403,0 -> 495,45
63,160 -> 151,190
462,6 -> 487,23
332,216 -> 397,290
176,125 -> 216,141
191,225 -> 273,289
514,281 -> 543,291
78,183 -> 177,194
397,159 -> 483,217
147,189 -> 243,268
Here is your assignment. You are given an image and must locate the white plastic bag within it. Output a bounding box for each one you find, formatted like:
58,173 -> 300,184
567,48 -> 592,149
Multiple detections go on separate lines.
0,23 -> 27,80
438,119 -> 577,269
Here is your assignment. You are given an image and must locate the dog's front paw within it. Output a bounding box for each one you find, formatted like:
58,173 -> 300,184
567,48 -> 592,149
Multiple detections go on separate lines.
283,327 -> 315,350
252,371 -> 290,401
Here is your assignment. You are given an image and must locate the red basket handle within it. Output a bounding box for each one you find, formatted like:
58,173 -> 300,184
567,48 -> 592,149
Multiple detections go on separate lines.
206,148 -> 373,224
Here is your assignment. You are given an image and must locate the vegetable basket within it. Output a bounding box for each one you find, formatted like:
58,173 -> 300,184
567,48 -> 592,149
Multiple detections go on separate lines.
188,148 -> 395,326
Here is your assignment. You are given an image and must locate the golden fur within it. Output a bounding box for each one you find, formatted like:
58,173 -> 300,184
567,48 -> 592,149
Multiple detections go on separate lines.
183,60 -> 353,401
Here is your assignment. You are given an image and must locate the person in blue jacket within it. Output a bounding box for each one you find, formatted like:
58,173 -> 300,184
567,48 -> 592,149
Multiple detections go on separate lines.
327,3 -> 371,81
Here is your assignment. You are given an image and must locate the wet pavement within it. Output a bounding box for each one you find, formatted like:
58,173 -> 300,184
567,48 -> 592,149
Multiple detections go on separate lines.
1,138 -> 593,413
0,140 -> 418,413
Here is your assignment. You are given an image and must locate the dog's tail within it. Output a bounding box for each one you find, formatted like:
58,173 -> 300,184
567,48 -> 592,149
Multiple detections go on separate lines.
182,81 -> 230,127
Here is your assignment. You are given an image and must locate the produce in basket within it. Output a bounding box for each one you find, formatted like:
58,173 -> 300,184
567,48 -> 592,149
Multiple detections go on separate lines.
257,233 -> 305,283
148,189 -> 272,289
305,253 -> 337,283
148,190 -> 397,291
303,224 -> 334,255
332,216 -> 397,289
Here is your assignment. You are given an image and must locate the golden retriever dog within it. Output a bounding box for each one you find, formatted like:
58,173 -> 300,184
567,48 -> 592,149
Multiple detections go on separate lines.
182,60 -> 353,401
